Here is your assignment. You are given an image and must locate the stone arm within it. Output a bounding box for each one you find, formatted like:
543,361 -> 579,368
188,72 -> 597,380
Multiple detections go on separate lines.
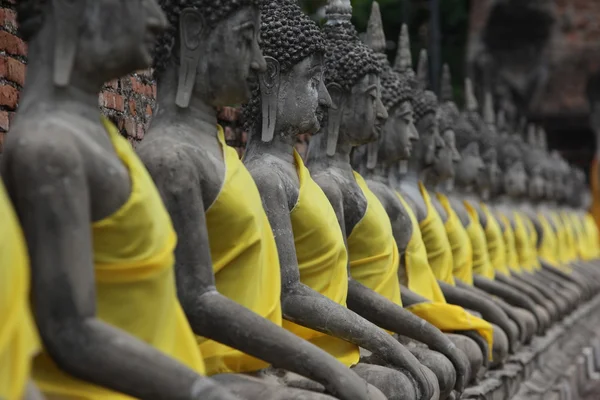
504,272 -> 569,315
5,138 -> 232,400
471,275 -> 546,330
366,180 -> 469,392
438,281 -> 515,351
25,380 -> 44,400
540,261 -> 589,297
303,176 -> 433,400
143,150 -> 367,400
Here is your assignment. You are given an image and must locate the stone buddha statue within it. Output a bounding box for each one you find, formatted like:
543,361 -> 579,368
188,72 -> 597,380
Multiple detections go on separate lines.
138,1 -> 373,398
3,1 -> 240,399
242,1 -> 436,399
431,74 -> 544,348
392,44 -> 517,372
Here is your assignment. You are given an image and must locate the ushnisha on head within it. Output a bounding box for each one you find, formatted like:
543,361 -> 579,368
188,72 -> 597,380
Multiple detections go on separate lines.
242,0 -> 328,141
154,0 -> 265,108
365,1 -> 417,163
321,0 -> 385,158
18,0 -> 167,87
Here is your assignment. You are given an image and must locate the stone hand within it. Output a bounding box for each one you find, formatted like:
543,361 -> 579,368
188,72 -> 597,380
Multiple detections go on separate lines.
191,378 -> 243,400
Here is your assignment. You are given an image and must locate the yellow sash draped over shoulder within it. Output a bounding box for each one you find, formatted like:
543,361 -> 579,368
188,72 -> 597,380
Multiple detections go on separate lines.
286,153 -> 360,367
418,183 -> 456,285
395,194 -> 494,355
549,213 -> 572,272
397,193 -> 446,302
349,172 -> 401,306
202,126 -> 282,374
0,180 -> 40,400
499,214 -> 521,274
464,202 -> 495,280
561,212 -> 578,263
523,216 -> 541,271
437,194 -> 473,285
513,213 -> 534,273
584,213 -> 600,259
538,213 -> 559,266
33,118 -> 205,400
481,204 -> 511,276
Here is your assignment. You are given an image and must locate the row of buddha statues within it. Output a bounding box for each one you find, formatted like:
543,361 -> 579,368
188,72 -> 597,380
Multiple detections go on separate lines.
3,0 -> 600,399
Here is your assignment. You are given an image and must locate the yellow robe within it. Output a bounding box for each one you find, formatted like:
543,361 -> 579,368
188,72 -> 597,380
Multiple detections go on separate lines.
513,213 -> 534,273
396,193 -> 494,354
418,183 -> 455,285
0,178 -> 40,400
538,213 -> 560,267
480,204 -> 511,277
33,118 -> 205,399
499,214 -> 521,274
464,202 -> 495,280
286,152 -> 360,367
201,126 -> 282,374
437,194 -> 473,285
522,216 -> 541,271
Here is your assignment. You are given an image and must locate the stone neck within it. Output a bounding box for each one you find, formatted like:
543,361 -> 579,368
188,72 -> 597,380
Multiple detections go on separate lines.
245,125 -> 296,166
307,128 -> 354,173
151,64 -> 218,139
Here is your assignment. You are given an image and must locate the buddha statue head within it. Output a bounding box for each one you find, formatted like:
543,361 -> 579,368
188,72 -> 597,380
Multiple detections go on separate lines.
462,81 -> 499,199
308,0 -> 386,162
522,125 -> 547,202
453,115 -> 485,192
365,5 -> 417,167
497,132 -> 528,199
398,36 -> 444,180
153,0 -> 265,109
17,0 -> 167,88
242,0 -> 329,142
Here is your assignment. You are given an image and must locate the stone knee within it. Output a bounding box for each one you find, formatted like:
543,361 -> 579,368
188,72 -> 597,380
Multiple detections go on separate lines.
410,347 -> 456,400
446,333 -> 484,384
534,304 -> 551,333
352,362 -> 418,400
490,323 -> 509,368
212,373 -> 337,400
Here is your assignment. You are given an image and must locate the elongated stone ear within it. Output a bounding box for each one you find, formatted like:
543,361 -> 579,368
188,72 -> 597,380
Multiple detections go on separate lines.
176,8 -> 205,108
52,0 -> 83,87
259,57 -> 281,142
326,83 -> 346,156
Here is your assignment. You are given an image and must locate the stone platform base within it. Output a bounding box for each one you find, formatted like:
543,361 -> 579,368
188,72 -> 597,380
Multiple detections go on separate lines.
460,295 -> 600,400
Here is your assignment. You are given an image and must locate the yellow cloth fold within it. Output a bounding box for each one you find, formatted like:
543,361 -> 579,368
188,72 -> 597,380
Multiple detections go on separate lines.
0,180 -> 40,400
437,194 -> 473,285
522,216 -> 541,271
513,213 -> 534,273
349,172 -> 402,307
480,204 -> 510,276
33,118 -> 205,400
499,214 -> 521,274
286,152 -> 360,367
418,183 -> 455,285
584,213 -> 600,259
201,126 -> 282,374
464,202 -> 495,280
395,193 -> 494,357
549,212 -> 572,272
538,213 -> 560,267
397,193 -> 446,303
407,302 -> 493,359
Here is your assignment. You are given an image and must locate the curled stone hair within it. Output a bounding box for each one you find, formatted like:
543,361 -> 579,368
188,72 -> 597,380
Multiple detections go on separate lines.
438,106 -> 456,134
153,0 -> 259,74
497,135 -> 523,171
375,54 -> 413,111
413,90 -> 438,124
323,4 -> 381,91
242,0 -> 325,133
